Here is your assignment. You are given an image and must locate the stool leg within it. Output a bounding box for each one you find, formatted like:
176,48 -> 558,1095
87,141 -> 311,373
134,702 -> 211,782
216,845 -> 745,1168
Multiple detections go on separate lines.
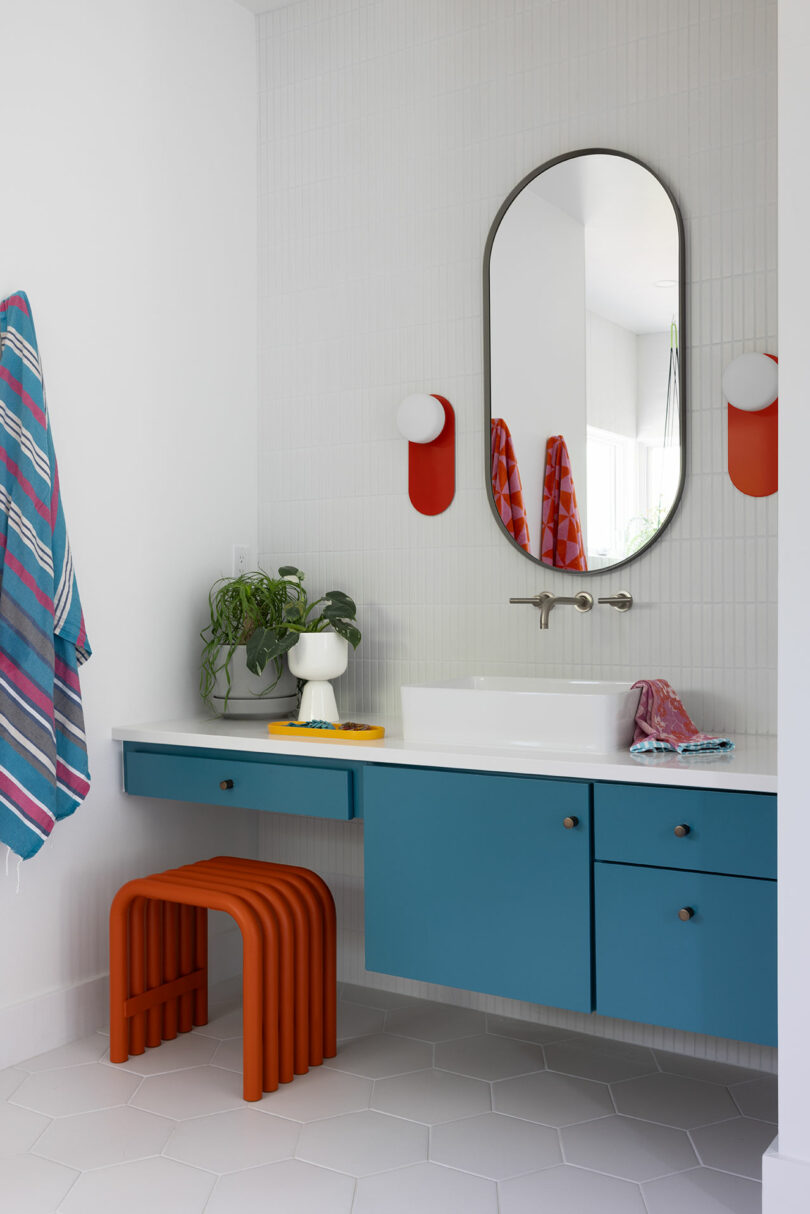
146,900 -> 163,1048
129,896 -> 147,1056
193,907 -> 208,1026
167,868 -> 281,1093
178,905 -> 194,1033
162,903 -> 179,1040
109,888 -> 132,1064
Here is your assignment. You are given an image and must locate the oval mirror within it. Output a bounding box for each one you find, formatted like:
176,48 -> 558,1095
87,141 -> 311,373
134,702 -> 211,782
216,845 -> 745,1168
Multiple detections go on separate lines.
484,149 -> 685,574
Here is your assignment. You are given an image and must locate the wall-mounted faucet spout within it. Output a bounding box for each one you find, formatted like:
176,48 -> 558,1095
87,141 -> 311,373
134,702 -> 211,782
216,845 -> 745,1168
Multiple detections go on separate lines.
509,591 -> 594,630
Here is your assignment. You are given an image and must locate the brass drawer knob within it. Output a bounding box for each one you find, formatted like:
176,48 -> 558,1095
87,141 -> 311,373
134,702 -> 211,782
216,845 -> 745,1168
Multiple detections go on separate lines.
674,824 -> 690,838
563,816 -> 579,830
678,906 -> 695,921
219,779 -> 234,791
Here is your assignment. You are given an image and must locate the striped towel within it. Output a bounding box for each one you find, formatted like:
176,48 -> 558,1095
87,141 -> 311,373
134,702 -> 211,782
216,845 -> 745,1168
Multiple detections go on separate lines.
0,292 -> 91,860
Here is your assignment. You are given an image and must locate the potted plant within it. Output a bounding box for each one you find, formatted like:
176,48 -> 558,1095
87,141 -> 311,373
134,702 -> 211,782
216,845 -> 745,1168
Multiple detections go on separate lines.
200,566 -> 361,718
245,567 -> 361,720
200,568 -> 301,716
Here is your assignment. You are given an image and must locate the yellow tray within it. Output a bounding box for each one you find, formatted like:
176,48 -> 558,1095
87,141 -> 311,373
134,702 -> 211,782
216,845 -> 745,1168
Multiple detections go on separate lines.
268,721 -> 385,741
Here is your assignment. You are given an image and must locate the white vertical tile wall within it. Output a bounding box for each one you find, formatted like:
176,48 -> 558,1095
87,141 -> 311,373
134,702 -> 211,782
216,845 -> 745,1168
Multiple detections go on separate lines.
258,0 -> 777,736
256,0 -> 777,1066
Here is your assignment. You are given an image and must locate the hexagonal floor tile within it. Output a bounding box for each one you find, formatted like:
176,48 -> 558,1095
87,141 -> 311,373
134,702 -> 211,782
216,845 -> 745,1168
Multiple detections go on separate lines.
33,1105 -> 173,1170
385,1004 -> 486,1042
130,1064 -> 244,1120
561,1114 -> 697,1182
691,1116 -> 776,1180
611,1072 -> 738,1128
0,1155 -> 78,1213
499,1164 -> 647,1214
297,1109 -> 427,1176
337,1001 -> 386,1041
643,1165 -> 763,1214
325,1032 -> 432,1078
0,1102 -> 50,1158
165,1107 -> 300,1172
206,1158 -> 354,1214
256,1067 -> 372,1122
105,1032 -> 218,1076
731,1076 -> 778,1123
0,1066 -> 27,1101
373,1068 -> 491,1125
435,1034 -> 545,1081
652,1050 -> 762,1086
431,1111 -> 561,1180
493,1069 -> 613,1126
11,1062 -> 140,1117
20,1033 -> 108,1072
60,1155 -> 214,1214
485,1014 -> 577,1046
545,1040 -> 657,1084
192,1008 -> 244,1039
354,1161 -> 498,1214
210,1037 -> 244,1072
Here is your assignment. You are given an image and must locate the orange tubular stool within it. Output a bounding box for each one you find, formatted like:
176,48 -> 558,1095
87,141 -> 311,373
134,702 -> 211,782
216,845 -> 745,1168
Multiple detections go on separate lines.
109,858 -> 336,1104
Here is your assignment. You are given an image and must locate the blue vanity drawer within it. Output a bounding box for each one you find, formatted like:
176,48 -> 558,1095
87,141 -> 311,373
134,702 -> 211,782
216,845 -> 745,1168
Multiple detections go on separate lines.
124,748 -> 353,820
595,861 -> 777,1045
594,783 -> 776,878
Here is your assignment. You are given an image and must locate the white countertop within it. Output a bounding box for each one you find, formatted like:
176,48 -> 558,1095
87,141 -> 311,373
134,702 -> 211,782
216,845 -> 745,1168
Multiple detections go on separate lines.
112,716 -> 778,794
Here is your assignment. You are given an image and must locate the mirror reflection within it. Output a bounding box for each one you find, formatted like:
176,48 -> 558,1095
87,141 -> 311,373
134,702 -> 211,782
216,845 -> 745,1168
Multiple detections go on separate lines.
485,151 -> 684,573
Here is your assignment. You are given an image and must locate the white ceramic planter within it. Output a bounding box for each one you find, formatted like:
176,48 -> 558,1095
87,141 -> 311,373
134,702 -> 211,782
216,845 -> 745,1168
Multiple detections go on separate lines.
287,632 -> 349,722
211,647 -> 298,718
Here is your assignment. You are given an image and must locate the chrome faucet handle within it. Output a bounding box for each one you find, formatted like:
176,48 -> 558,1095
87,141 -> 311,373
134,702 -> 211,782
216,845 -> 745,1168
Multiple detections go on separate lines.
597,591 -> 633,612
509,593 -> 553,605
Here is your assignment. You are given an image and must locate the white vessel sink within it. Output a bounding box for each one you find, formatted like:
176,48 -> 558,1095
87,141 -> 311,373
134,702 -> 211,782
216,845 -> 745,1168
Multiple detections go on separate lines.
400,677 -> 641,753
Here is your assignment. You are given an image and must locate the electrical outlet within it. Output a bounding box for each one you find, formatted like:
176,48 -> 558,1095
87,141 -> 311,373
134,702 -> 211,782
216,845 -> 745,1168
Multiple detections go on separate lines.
233,545 -> 249,577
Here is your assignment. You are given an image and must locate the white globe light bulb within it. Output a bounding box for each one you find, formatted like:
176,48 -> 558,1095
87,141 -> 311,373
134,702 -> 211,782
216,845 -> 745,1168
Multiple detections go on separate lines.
396,394 -> 446,444
722,353 -> 778,413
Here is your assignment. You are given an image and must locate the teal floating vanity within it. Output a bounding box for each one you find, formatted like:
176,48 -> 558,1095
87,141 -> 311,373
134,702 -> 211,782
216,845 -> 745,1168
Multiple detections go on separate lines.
115,720 -> 777,1047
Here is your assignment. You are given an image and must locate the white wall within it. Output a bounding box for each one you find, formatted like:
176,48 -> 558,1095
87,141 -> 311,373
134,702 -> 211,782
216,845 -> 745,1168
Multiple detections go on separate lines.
764,0 -> 810,1206
258,0 -> 777,739
0,0 -> 260,1064
256,0 -> 778,1070
490,190 -> 587,557
586,312 -> 637,440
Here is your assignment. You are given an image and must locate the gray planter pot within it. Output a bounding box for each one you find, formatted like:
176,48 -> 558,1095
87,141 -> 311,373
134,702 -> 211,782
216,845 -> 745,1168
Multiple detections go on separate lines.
211,646 -> 298,718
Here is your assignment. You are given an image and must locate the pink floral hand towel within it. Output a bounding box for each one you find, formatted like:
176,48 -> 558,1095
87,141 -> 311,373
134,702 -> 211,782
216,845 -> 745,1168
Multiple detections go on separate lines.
630,679 -> 734,755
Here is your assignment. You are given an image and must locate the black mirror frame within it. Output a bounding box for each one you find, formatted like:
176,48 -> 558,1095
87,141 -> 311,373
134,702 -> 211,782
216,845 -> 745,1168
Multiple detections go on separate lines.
483,147 -> 687,576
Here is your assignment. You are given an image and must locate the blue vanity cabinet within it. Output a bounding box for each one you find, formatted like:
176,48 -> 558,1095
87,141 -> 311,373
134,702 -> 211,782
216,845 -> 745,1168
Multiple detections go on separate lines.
363,765 -> 593,1012
593,783 -> 777,1046
122,743 -> 361,821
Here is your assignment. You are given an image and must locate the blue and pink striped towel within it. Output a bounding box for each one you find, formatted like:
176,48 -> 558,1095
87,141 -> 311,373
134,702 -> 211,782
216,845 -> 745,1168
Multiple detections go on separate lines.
0,292 -> 91,860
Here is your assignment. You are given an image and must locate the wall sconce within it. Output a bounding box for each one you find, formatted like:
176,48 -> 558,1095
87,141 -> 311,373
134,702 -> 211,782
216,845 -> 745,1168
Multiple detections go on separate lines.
396,393 -> 455,515
723,352 -> 778,497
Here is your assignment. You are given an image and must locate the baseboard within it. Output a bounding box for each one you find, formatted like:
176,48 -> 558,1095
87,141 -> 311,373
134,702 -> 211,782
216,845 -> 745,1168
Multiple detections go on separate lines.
762,1139 -> 810,1212
0,973 -> 109,1069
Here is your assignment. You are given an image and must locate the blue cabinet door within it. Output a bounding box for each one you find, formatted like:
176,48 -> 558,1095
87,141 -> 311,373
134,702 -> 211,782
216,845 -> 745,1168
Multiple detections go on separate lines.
364,766 -> 592,1012
595,862 -> 777,1045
